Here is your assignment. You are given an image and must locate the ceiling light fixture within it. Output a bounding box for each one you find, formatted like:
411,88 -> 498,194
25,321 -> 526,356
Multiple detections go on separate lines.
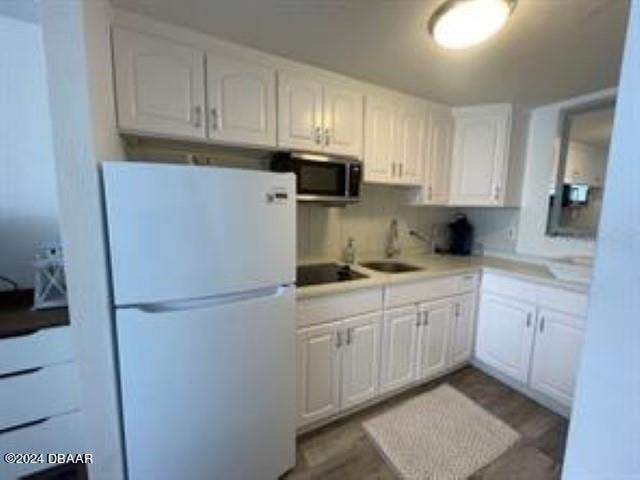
429,0 -> 517,49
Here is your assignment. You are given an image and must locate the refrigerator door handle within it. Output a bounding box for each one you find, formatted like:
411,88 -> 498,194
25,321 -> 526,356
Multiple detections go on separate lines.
125,285 -> 292,314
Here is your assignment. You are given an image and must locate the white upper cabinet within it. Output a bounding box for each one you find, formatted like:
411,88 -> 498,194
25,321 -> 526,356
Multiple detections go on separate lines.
364,94 -> 428,186
425,107 -> 454,204
206,52 -> 276,147
475,292 -> 535,383
396,105 -> 426,186
278,72 -> 363,157
530,309 -> 585,406
450,104 -> 512,206
113,28 -> 206,139
364,95 -> 397,182
323,85 -> 364,157
278,72 -> 324,151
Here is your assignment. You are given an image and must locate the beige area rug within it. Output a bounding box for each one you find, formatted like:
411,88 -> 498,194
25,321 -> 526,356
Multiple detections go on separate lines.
363,385 -> 520,479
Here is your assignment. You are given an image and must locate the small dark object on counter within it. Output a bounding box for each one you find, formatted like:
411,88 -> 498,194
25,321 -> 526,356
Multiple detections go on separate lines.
0,289 -> 69,339
448,214 -> 474,256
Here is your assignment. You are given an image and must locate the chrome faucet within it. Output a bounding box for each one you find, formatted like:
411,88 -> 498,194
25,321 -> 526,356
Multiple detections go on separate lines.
386,218 -> 401,258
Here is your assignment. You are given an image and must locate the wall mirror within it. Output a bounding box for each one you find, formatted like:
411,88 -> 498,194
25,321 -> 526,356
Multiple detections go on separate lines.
546,97 -> 616,238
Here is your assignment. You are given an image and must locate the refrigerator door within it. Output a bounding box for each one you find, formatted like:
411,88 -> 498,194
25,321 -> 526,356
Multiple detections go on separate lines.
102,162 -> 295,306
116,286 -> 296,480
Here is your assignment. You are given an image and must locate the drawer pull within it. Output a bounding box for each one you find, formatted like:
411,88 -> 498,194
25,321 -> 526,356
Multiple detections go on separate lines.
0,416 -> 50,435
0,366 -> 42,381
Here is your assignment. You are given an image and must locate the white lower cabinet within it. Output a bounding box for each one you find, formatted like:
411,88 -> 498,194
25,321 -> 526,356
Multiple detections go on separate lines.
296,312 -> 382,427
341,314 -> 382,409
476,293 -> 536,383
416,299 -> 451,381
449,294 -> 477,366
530,309 -> 585,405
380,306 -> 418,394
475,274 -> 588,408
296,322 -> 341,426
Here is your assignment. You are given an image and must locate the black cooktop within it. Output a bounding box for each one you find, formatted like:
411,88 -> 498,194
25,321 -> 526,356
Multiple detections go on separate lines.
296,263 -> 368,287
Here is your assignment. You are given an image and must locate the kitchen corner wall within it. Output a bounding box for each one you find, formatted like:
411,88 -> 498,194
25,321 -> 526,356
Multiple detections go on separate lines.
297,184 -> 452,262
461,208 -> 520,254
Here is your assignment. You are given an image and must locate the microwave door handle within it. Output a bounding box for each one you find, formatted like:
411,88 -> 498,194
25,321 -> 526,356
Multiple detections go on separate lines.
345,164 -> 350,199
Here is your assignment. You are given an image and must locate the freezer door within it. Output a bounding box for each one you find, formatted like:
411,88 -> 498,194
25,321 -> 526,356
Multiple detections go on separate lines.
103,162 -> 295,306
116,286 -> 296,480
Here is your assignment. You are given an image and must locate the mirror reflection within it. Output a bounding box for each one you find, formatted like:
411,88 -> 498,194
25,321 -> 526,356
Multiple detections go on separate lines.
547,99 -> 615,238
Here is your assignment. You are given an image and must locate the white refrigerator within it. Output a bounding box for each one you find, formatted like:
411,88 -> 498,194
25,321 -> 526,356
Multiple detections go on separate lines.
102,162 -> 296,480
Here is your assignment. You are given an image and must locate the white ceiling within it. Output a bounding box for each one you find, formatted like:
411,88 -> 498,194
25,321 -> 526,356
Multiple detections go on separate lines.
111,0 -> 630,107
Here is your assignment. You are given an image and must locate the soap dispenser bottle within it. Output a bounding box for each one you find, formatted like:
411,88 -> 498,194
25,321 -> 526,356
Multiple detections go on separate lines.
343,237 -> 356,265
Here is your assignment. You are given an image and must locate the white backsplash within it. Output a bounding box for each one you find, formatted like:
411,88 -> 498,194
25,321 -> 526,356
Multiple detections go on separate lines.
297,184 -> 452,263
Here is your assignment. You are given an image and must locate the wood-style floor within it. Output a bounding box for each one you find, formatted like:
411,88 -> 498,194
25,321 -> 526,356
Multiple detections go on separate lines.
286,367 -> 568,479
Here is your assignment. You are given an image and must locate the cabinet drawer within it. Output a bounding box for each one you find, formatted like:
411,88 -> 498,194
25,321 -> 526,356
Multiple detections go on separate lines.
537,286 -> 589,318
0,412 -> 85,479
0,363 -> 81,431
0,327 -> 74,376
386,276 -> 460,308
297,288 -> 383,327
481,272 -> 537,304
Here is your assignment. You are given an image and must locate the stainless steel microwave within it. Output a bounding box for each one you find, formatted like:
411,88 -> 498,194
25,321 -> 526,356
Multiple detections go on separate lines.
270,152 -> 362,204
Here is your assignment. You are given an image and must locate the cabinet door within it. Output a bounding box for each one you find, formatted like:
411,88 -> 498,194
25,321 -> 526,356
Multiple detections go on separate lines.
380,306 -> 418,393
341,312 -> 382,410
424,108 -> 454,204
296,322 -> 341,427
323,85 -> 363,158
416,299 -> 452,381
278,72 -> 323,152
530,309 -> 584,406
206,53 -> 276,147
450,106 -> 511,206
449,294 -> 476,366
396,106 -> 426,186
364,96 -> 397,183
112,28 -> 206,139
475,293 -> 535,383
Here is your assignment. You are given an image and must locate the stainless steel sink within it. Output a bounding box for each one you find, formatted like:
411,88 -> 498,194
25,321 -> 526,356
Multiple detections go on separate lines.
359,261 -> 423,273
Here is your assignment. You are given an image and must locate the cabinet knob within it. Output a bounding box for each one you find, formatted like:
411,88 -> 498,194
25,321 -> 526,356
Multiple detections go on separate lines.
314,126 -> 322,144
539,316 -> 545,333
324,128 -> 331,146
336,331 -> 343,348
526,313 -> 532,328
346,327 -> 353,345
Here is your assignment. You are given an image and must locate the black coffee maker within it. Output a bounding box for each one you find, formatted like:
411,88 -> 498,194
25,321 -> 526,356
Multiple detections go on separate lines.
447,214 -> 474,256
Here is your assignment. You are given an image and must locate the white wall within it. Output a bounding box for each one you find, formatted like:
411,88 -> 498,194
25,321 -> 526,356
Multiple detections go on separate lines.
563,2 -> 640,477
41,1 -> 126,479
297,185 -> 452,262
515,88 -> 616,258
0,15 -> 59,289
